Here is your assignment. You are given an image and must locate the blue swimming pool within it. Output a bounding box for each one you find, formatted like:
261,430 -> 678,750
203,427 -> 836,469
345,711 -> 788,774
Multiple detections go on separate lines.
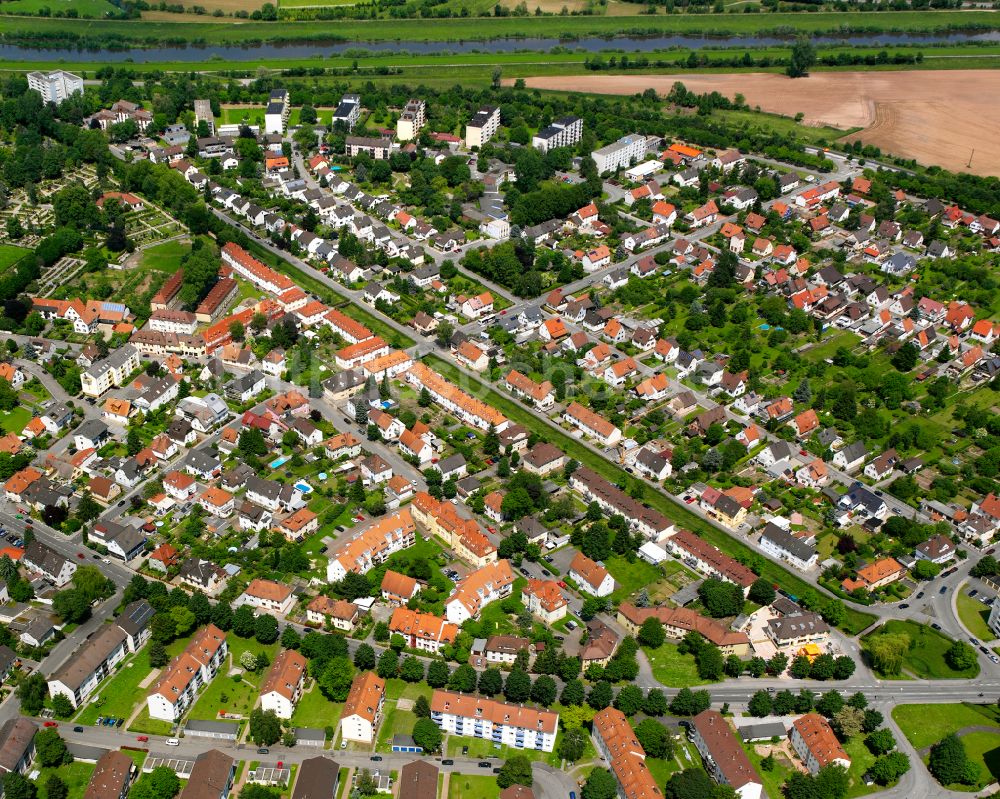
294,481 -> 313,494
269,456 -> 290,469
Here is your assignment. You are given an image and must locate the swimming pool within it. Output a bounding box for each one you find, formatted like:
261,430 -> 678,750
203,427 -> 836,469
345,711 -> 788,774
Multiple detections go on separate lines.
269,456 -> 290,469
294,481 -> 313,494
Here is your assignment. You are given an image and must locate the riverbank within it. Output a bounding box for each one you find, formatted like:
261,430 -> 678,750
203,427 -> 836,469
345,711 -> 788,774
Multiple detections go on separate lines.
0,9 -> 999,50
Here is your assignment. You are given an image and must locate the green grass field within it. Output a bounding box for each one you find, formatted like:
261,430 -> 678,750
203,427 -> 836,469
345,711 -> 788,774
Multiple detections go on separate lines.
956,584 -> 994,641
894,703 -> 1000,790
643,643 -> 711,688
376,703 -> 416,752
863,620 -> 979,680
0,243 -> 30,272
0,406 -> 32,435
35,762 -> 96,799
290,686 -> 341,730
3,10 -> 996,45
1,0 -> 117,14
139,239 -> 188,273
447,775 -> 498,799
75,647 -> 157,725
893,703 -> 1000,751
425,354 -> 876,636
128,706 -> 176,736
605,554 -> 664,603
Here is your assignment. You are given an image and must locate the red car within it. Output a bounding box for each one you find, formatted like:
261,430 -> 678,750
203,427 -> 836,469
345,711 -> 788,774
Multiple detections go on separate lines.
487,526 -> 496,534
558,581 -> 567,589
43,722 -> 57,728
76,553 -> 85,559
137,735 -> 148,742
355,514 -> 365,522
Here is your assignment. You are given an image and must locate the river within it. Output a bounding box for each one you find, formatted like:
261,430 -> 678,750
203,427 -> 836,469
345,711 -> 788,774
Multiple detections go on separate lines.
1,29 -> 999,62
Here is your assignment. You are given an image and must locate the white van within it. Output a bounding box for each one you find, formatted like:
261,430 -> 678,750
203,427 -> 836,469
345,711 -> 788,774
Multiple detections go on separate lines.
166,738 -> 180,747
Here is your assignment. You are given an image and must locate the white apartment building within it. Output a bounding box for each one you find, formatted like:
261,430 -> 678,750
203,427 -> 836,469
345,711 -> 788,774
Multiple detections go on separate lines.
147,625 -> 227,721
27,70 -> 83,105
148,309 -> 198,336
259,650 -> 307,719
430,690 -> 559,752
46,625 -> 129,709
396,99 -> 426,141
465,106 -> 500,149
340,672 -> 385,744
445,560 -> 515,625
333,94 -> 362,130
592,134 -> 647,175
264,89 -> 289,135
81,345 -> 140,398
532,116 -> 582,152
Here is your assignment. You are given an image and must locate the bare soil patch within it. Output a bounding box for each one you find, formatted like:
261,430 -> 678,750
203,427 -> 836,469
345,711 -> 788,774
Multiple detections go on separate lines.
517,71 -> 1000,176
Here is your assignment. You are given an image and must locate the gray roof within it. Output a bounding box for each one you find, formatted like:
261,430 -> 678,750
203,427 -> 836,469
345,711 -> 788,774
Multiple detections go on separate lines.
766,612 -> 830,642
839,441 -> 867,463
184,719 -> 240,736
738,722 -> 788,742
117,600 -> 155,637
759,523 -> 816,562
75,419 -> 109,441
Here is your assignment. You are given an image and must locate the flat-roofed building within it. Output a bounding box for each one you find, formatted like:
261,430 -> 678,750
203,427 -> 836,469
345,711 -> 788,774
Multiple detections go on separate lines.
465,106 -> 500,149
532,116 -> 582,153
28,70 -> 83,104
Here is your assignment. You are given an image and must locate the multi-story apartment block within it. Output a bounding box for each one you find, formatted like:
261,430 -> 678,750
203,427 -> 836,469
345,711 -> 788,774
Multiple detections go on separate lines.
689,711 -> 763,799
264,89 -> 289,135
396,99 -> 426,141
592,707 -> 661,799
47,625 -> 130,709
563,402 -> 622,447
346,136 -> 392,160
341,672 -> 385,744
259,649 -> 307,719
465,106 -> 500,149
194,99 -> 215,135
592,134 -> 647,175
221,243 -> 294,295
445,560 -> 515,625
532,116 -> 582,152
789,714 -> 851,775
333,93 -> 362,130
326,508 -> 417,582
81,345 -> 140,397
147,625 -> 228,721
661,529 -> 756,594
411,492 -> 497,568
27,70 -> 83,104
430,690 -> 558,752
568,467 -> 673,541
405,363 -> 509,432
389,607 -> 458,654
523,579 -> 568,625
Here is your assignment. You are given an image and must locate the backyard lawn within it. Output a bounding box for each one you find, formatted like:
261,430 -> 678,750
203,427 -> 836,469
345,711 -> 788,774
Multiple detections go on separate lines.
376,703 -> 416,752
385,679 -> 432,702
0,406 -> 32,435
956,584 -> 993,641
187,636 -> 279,722
127,706 -> 175,736
643,643 -> 712,687
75,647 -> 157,725
36,762 -> 96,799
290,686 -> 341,731
605,555 -> 664,603
862,620 -> 979,679
447,775 -> 498,799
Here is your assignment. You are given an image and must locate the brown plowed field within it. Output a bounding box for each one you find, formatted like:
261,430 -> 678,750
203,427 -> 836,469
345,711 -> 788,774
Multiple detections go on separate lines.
518,71 -> 1000,176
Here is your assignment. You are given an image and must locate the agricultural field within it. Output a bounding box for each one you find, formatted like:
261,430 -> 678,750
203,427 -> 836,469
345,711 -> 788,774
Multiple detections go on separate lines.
0,0 -> 117,16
